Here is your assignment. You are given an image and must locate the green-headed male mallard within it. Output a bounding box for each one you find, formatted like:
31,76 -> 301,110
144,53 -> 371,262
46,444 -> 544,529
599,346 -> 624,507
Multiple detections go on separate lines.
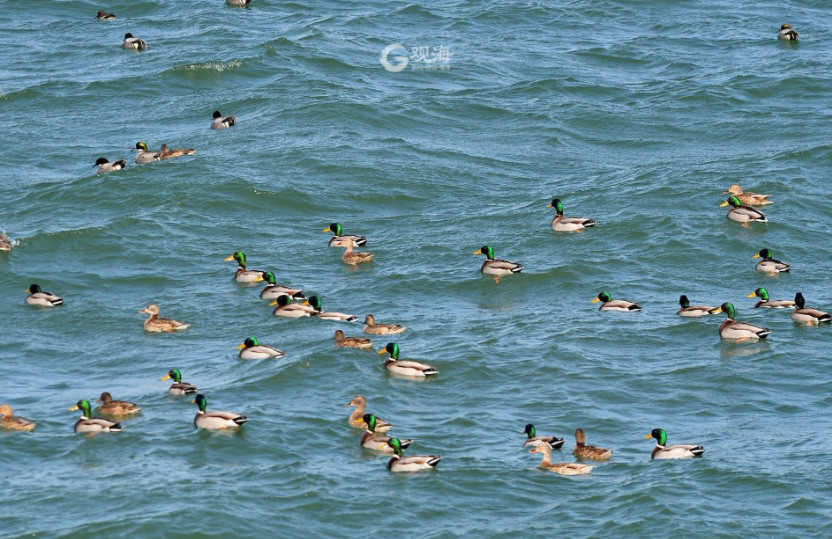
259,271 -> 305,300
677,295 -> 717,317
140,304 -> 189,332
721,196 -> 767,225
363,314 -> 406,335
747,288 -> 795,309
778,24 -> 799,41
304,296 -> 358,322
573,428 -> 613,461
97,392 -> 140,418
792,292 -> 831,325
522,423 -> 564,450
345,395 -> 392,432
386,438 -> 440,472
323,223 -> 366,247
224,251 -> 265,283
528,443 -> 594,475
161,369 -> 198,395
547,198 -> 595,232
192,394 -> 247,430
26,283 -> 63,307
709,302 -> 770,339
474,245 -> 522,280
0,404 -> 35,432
591,291 -> 641,312
378,343 -> 438,378
237,337 -> 285,359
361,414 -> 412,453
69,400 -> 122,433
645,428 -> 704,459
753,248 -> 790,274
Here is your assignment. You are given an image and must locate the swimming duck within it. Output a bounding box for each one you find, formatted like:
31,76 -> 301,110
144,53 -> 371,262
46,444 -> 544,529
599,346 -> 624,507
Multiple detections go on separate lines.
753,248 -> 790,274
0,232 -> 11,251
334,329 -> 373,349
591,291 -> 641,312
645,428 -> 704,459
522,423 -> 564,450
96,10 -> 116,20
259,271 -> 304,300
159,144 -> 195,161
97,392 -> 141,418
69,400 -> 122,433
778,24 -> 799,41
323,223 -> 366,247
747,288 -> 795,309
677,295 -> 717,317
226,0 -> 251,5
378,343 -> 438,378
237,337 -> 285,359
139,304 -> 189,332
122,33 -> 147,50
94,157 -> 126,174
720,196 -> 767,225
210,110 -> 237,129
192,394 -> 248,430
161,369 -> 198,395
0,404 -> 35,431
270,295 -> 315,318
134,142 -> 161,163
791,293 -> 831,325
361,414 -> 412,453
304,296 -> 358,322
224,251 -> 265,283
345,395 -> 393,432
474,245 -> 523,280
25,283 -> 63,307
340,239 -> 373,266
547,198 -> 596,232
386,438 -> 440,472
573,428 -> 613,461
363,314 -> 406,335
723,184 -> 772,206
709,302 -> 770,339
528,444 -> 594,475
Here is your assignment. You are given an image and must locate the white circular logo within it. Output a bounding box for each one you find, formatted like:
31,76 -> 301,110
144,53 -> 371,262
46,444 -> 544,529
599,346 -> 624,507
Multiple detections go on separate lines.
380,44 -> 408,72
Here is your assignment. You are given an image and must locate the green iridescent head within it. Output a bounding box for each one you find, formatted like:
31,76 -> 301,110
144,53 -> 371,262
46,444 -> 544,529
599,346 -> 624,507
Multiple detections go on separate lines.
755,248 -> 773,260
27,284 -> 42,294
717,302 -> 736,319
387,437 -> 405,456
363,413 -> 377,432
263,272 -> 276,285
549,198 -> 564,215
726,196 -> 742,207
232,251 -> 246,267
194,394 -> 207,412
244,337 -> 259,348
794,292 -> 806,309
523,423 -> 536,438
750,288 -> 769,301
167,368 -> 183,383
381,342 -> 400,360
679,295 -> 690,308
596,291 -> 612,303
475,245 -> 495,260
326,223 -> 343,236
135,142 -> 148,151
305,296 -> 322,311
72,400 -> 92,418
646,428 -> 667,446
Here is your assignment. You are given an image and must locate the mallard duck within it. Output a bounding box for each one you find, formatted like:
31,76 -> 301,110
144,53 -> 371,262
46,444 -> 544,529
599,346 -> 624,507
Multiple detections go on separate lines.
97,392 -> 140,417
159,144 -> 195,160
528,444 -> 594,475
363,314 -> 406,335
0,404 -> 35,431
573,428 -> 613,461
344,395 -> 393,432
709,302 -> 770,339
522,423 -> 564,449
334,330 -> 373,349
227,0 -> 251,5
778,24 -> 799,41
591,291 -> 641,312
361,415 -> 412,452
25,283 -> 63,307
386,438 -> 440,472
259,271 -> 304,300
747,288 -> 795,309
270,295 -> 315,318
237,337 -> 285,359
378,343 -> 438,378
645,428 -> 704,459
474,245 -> 523,280
134,142 -> 160,163
304,296 -> 358,322
753,248 -> 790,274
192,394 -> 248,429
122,33 -> 147,50
96,10 -> 116,20
791,292 -> 831,325
161,369 -> 198,395
224,251 -> 265,283
323,223 -> 366,247
0,232 -> 12,251
69,400 -> 122,433
210,110 -> 237,129
720,196 -> 767,225
340,239 -> 373,266
723,184 -> 773,206
139,304 -> 189,332
94,157 -> 126,174
547,198 -> 595,232
677,295 -> 717,317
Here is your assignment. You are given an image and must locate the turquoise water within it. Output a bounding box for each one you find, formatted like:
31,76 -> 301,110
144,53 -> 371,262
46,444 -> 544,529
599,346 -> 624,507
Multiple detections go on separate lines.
2,0 -> 832,536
